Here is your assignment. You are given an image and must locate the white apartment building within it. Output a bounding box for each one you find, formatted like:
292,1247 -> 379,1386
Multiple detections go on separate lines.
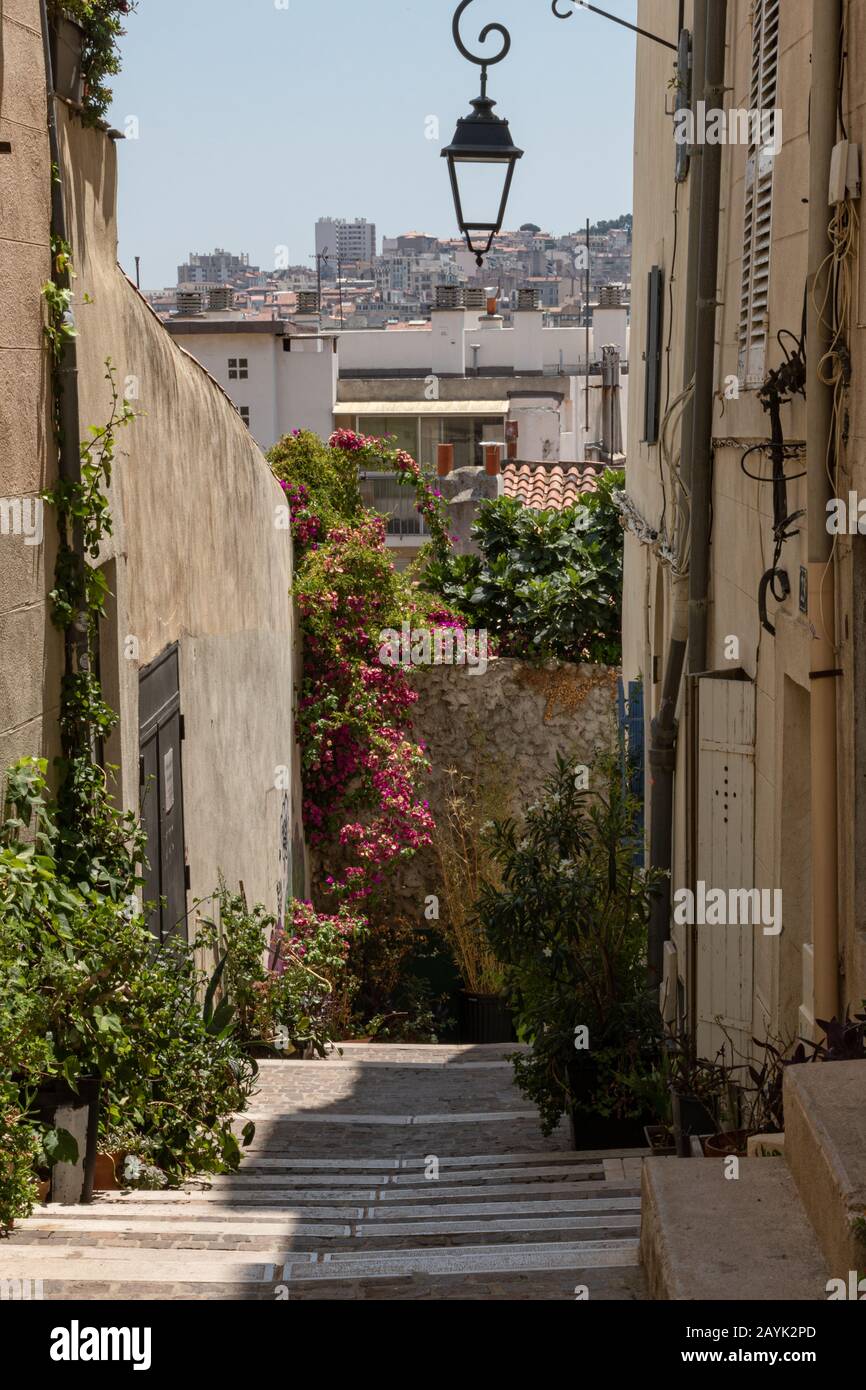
315,218 -> 377,265
167,300 -> 628,564
168,302 -> 628,450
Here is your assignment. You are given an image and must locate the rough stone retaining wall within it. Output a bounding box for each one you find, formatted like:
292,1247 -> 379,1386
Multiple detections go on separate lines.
392,658 -> 620,920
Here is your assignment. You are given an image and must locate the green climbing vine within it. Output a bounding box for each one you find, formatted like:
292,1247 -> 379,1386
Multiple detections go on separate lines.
41,239 -> 137,886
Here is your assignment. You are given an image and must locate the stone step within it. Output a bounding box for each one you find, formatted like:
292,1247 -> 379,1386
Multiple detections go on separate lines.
84,1179 -> 640,1205
783,1060 -> 866,1279
279,1238 -> 640,1282
207,1163 -> 604,1189
0,1238 -> 639,1289
12,1268 -> 644,1301
25,1195 -> 641,1230
229,1149 -> 639,1169
239,1110 -> 539,1125
641,1156 -> 829,1301
15,1212 -> 641,1246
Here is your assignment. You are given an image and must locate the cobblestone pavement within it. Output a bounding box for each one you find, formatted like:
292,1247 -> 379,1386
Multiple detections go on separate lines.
2,1044 -> 648,1301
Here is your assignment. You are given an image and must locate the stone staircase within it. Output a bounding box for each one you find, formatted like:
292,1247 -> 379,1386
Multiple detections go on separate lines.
2,1045 -> 648,1301
641,1060 -> 866,1300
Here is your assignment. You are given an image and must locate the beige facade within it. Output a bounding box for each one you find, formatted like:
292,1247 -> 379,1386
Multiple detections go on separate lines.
623,0 -> 866,1059
0,3 -> 303,935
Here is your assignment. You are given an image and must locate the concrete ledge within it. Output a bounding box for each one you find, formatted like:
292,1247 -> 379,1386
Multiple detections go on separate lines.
640,1158 -> 828,1300
784,1062 -> 866,1278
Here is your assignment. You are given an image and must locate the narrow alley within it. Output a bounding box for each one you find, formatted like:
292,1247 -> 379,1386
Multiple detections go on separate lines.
3,1047 -> 647,1301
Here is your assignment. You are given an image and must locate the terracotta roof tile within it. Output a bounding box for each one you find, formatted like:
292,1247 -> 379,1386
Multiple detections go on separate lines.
502,461 -> 605,511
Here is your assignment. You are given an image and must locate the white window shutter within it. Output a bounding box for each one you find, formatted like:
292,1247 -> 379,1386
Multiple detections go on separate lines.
738,0 -> 780,389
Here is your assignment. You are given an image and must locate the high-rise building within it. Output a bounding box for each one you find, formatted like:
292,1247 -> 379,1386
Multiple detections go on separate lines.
315,218 -> 377,265
177,248 -> 256,286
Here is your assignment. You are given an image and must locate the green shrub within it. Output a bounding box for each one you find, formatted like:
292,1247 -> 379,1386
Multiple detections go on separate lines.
49,2 -> 135,126
478,755 -> 660,1134
196,882 -> 364,1056
0,759 -> 257,1196
424,470 -> 624,665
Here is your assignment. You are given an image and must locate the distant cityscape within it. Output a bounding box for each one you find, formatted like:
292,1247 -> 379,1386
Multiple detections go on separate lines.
147,214 -> 632,331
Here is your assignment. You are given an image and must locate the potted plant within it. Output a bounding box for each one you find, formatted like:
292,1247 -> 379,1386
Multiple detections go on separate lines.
477,755 -> 664,1144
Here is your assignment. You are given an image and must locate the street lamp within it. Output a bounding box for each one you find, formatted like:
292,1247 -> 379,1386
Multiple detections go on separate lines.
443,2 -> 678,267
443,2 -> 523,267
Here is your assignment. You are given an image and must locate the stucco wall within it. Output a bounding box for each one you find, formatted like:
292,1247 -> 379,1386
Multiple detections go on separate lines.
55,103 -> 301,928
312,659 -> 618,921
625,0 -> 866,1046
0,0 -> 62,779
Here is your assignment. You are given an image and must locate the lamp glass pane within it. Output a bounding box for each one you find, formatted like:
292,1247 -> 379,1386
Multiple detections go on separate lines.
450,157 -> 512,231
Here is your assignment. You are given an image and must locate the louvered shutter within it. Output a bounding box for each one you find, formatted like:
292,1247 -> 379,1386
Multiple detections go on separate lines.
738,0 -> 780,388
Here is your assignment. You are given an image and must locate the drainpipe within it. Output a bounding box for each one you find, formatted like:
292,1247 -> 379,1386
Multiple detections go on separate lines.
687,0 -> 727,676
807,0 -> 842,1024
646,1 -> 710,992
39,3 -> 91,744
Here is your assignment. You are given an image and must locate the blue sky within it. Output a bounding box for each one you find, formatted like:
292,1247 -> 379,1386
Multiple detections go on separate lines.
109,0 -> 641,290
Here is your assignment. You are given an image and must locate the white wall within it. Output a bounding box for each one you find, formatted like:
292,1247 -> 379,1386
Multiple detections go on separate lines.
277,342 -> 338,443
168,332 -> 281,447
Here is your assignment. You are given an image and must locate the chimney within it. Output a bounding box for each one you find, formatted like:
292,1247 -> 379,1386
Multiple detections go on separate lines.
512,288 -> 545,372
437,443 -> 454,477
176,289 -> 204,317
435,284 -> 463,310
463,287 -> 485,310
599,283 -> 626,307
432,287 -> 466,376
484,444 -> 502,476
294,289 -> 322,330
515,286 -> 540,312
207,285 -> 234,312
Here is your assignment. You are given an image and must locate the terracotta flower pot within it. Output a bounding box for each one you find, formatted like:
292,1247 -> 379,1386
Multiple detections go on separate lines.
702,1129 -> 752,1158
93,1151 -> 124,1191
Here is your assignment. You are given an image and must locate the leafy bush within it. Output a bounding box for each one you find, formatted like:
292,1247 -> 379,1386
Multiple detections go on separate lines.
49,2 -> 135,126
0,759 -> 257,1204
0,1088 -> 42,1231
477,755 -> 660,1134
196,882 -> 364,1056
270,429 -> 462,906
424,470 -> 625,665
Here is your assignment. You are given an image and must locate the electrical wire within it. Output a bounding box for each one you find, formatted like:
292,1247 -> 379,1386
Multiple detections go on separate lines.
811,193 -> 858,650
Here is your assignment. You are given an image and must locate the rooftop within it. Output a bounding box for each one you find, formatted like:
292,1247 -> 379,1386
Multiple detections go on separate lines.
503,461 -> 605,511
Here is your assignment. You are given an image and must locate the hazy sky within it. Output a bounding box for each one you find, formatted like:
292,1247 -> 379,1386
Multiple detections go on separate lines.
108,0 -> 641,291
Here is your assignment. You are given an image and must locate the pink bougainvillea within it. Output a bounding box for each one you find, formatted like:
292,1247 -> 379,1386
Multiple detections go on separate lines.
272,429 -> 458,906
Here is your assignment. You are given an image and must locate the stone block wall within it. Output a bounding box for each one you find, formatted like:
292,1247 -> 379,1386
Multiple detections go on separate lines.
389,658 -> 620,923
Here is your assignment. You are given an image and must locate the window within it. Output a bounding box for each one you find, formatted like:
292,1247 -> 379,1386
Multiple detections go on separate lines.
738,0 -> 780,388
238,405 -> 250,427
643,266 -> 664,445
357,415 -> 419,458
359,472 -> 429,539
228,357 -> 249,381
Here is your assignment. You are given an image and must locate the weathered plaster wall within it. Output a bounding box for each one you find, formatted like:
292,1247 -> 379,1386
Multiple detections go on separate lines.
0,0 -> 62,777
626,0 -> 866,1044
316,659 -> 618,922
55,104 -> 301,928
